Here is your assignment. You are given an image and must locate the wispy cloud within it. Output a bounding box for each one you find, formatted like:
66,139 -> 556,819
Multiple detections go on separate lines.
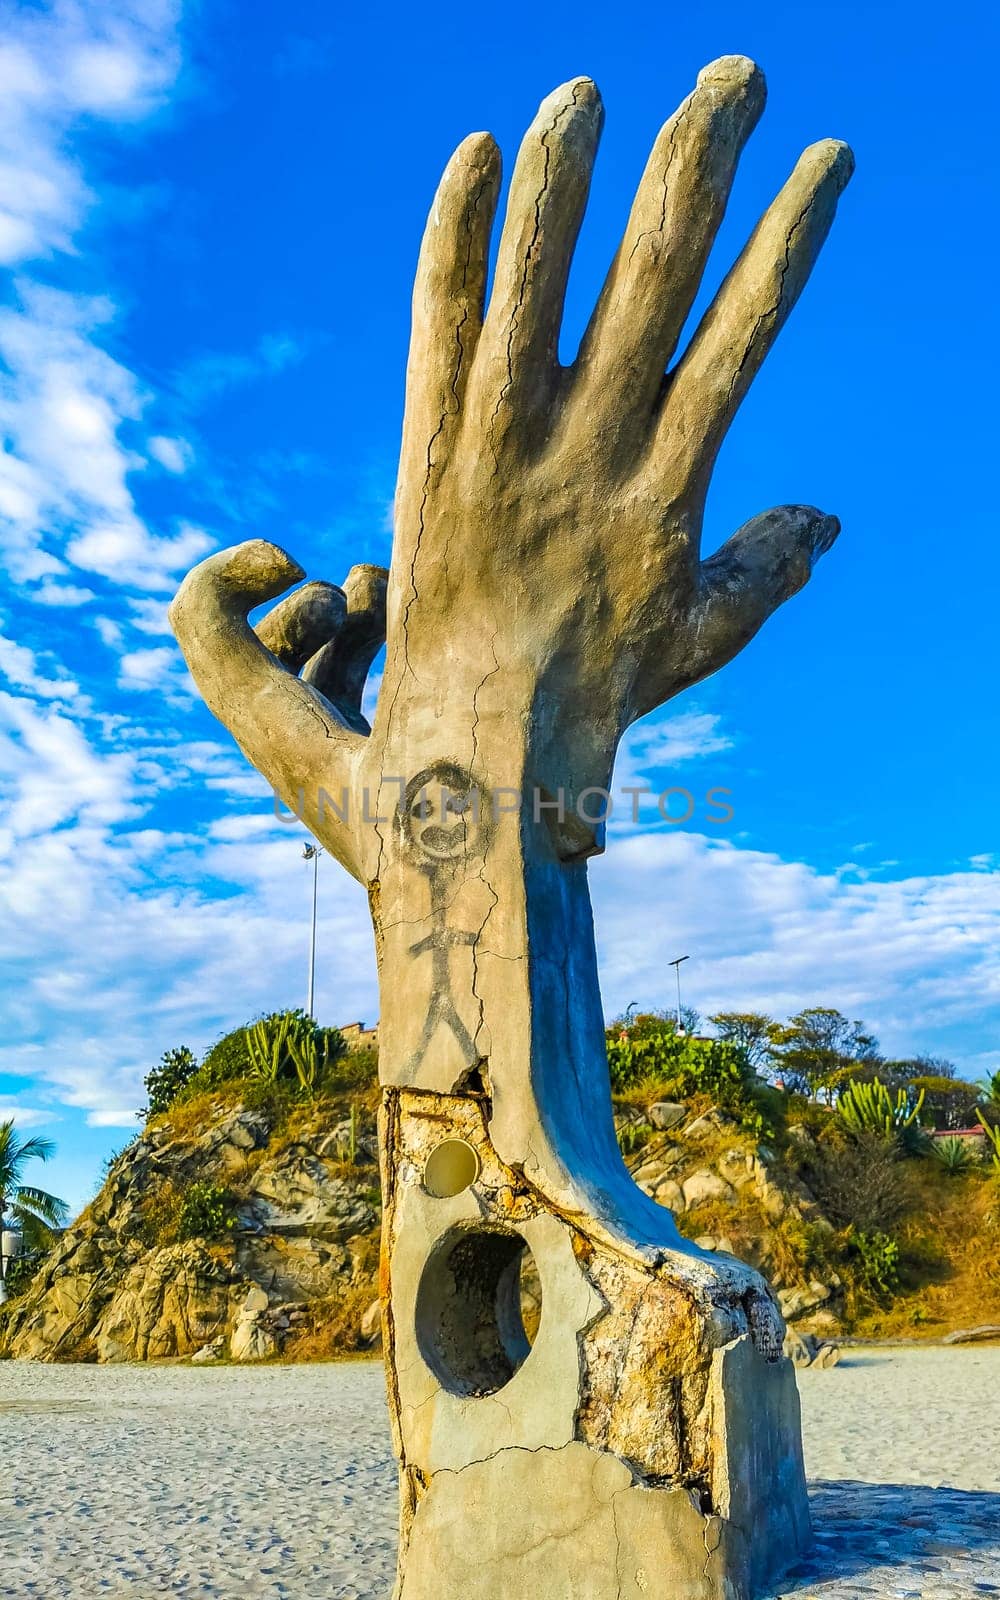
0,0 -> 179,267
172,332 -> 307,408
593,831 -> 1000,1069
0,626 -> 80,701
147,434 -> 193,474
0,1 -> 203,596
117,644 -> 179,691
30,579 -> 97,607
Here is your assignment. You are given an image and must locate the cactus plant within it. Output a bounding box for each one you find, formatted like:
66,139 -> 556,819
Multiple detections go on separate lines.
336,1102 -> 359,1165
838,1076 -> 925,1139
244,1012 -> 299,1083
978,1113 -> 1000,1170
286,1026 -> 332,1098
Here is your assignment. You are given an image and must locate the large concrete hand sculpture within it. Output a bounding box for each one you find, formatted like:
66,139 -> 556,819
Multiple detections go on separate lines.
172,58 -> 851,1600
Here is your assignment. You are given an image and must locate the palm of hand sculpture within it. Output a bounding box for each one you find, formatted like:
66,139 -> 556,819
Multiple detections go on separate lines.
173,58 -> 853,1600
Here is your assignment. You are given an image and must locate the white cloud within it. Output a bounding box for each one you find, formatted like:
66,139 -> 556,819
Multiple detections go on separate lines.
0,704 -> 377,1129
0,2 -> 198,594
0,627 -> 79,700
117,645 -> 175,690
592,831 -> 1000,1070
0,1096 -> 53,1130
606,709 -> 735,832
126,596 -> 171,634
94,615 -> 124,649
0,2 -> 179,265
30,579 -> 96,607
0,690 -> 139,845
67,516 -> 212,590
147,434 -> 193,474
623,710 -> 734,770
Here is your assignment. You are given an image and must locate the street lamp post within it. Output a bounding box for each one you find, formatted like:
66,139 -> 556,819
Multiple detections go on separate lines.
303,843 -> 323,1018
668,955 -> 689,1032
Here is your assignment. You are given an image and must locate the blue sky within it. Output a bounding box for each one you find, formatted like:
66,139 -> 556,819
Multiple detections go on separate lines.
1,0 -> 998,1214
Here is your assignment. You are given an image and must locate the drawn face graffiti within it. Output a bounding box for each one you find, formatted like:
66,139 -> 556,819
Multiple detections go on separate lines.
400,763 -> 490,866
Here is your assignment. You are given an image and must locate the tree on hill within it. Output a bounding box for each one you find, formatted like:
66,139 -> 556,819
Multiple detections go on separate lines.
0,1120 -> 68,1303
143,1046 -> 198,1118
769,1007 -> 879,1100
709,1011 -> 780,1070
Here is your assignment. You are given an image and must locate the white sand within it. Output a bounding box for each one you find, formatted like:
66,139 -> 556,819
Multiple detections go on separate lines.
2,1347 -> 999,1598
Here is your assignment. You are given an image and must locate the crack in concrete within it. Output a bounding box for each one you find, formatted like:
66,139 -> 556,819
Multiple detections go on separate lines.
383,168 -> 490,747
487,84 -> 584,475
723,187 -> 817,428
625,92 -> 689,267
468,630 -> 502,1054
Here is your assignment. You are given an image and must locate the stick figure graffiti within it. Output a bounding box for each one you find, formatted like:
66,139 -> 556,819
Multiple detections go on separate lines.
397,763 -> 493,1075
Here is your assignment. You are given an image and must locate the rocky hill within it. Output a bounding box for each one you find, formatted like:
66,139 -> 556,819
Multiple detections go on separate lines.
1,1091 -> 848,1367
4,1048 -> 999,1364
1,1088 -> 383,1363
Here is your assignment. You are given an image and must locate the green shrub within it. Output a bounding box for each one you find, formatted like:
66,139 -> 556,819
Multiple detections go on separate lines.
607,1015 -> 771,1135
194,1026 -> 253,1091
326,1045 -> 379,1093
3,1253 -> 42,1299
183,1012 -> 346,1101
931,1135 -> 976,1175
850,1229 -> 900,1297
244,1010 -> 346,1096
143,1046 -> 198,1117
176,1182 -> 234,1241
245,1012 -> 301,1084
617,1121 -> 654,1157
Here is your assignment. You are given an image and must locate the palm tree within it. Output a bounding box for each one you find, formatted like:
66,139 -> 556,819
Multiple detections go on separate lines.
0,1119 -> 68,1303
979,1069 -> 1000,1109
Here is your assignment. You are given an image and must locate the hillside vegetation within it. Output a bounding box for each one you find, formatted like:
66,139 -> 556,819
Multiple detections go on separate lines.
3,1007 -> 999,1361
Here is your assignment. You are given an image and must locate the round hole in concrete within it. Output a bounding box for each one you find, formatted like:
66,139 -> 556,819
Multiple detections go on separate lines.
415,1225 -> 541,1397
422,1138 -> 480,1198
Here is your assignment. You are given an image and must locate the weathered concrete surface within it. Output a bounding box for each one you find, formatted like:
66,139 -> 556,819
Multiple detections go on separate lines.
170,55 -> 852,1600
398,1442 -> 734,1600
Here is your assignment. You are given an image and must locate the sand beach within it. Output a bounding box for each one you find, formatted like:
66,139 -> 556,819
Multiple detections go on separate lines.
2,1347 -> 999,1599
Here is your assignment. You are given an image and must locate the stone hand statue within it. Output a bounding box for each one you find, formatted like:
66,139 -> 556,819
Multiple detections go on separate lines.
172,57 -> 852,1600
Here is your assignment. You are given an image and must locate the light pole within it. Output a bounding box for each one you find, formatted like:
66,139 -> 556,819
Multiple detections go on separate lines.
668,955 -> 689,1032
303,843 -> 323,1018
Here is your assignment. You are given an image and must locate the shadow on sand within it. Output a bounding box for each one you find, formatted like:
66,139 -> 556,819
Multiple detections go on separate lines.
778,1479 -> 1000,1594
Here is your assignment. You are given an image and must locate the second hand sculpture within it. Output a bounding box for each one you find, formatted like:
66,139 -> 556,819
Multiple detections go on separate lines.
172,56 -> 853,1600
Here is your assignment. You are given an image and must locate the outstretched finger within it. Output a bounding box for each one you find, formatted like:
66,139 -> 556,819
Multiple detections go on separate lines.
652,139 -> 854,503
574,56 -> 765,457
469,77 -> 603,444
398,132 -> 501,513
